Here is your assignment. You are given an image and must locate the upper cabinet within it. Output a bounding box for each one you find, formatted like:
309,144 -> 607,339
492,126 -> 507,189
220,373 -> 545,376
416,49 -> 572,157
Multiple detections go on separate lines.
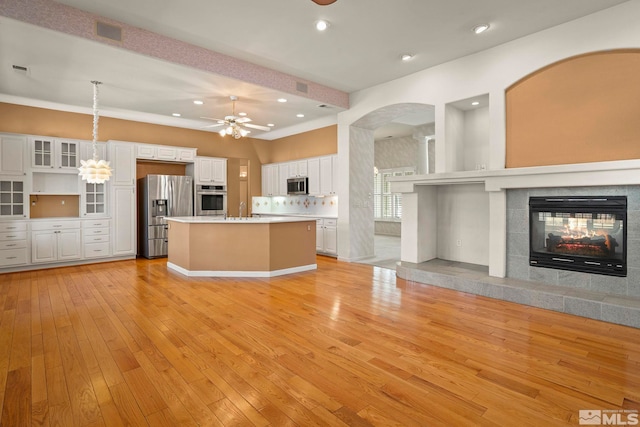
0,135 -> 27,175
262,155 -> 337,197
136,144 -> 196,162
108,141 -> 136,186
188,157 -> 227,185
288,160 -> 308,178
30,137 -> 79,171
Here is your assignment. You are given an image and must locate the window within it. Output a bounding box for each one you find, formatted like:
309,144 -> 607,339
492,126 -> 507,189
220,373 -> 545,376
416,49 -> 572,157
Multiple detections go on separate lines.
373,167 -> 414,220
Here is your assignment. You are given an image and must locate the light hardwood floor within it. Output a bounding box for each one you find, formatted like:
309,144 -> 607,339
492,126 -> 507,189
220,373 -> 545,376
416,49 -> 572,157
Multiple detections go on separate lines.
1,257 -> 639,426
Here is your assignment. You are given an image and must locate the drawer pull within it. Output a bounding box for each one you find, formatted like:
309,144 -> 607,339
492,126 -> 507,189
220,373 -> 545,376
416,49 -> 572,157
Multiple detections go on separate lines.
6,227 -> 16,230
53,225 -> 62,228
5,244 -> 16,247
6,256 -> 16,260
94,230 -> 101,233
6,235 -> 16,238
92,223 -> 102,226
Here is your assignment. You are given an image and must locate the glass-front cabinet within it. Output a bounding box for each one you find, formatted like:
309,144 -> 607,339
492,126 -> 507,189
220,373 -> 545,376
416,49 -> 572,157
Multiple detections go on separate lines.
0,179 -> 25,217
84,182 -> 106,215
31,137 -> 79,170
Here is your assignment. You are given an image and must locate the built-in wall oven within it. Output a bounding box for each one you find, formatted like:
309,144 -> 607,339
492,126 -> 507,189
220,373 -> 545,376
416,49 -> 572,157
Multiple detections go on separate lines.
195,185 -> 227,215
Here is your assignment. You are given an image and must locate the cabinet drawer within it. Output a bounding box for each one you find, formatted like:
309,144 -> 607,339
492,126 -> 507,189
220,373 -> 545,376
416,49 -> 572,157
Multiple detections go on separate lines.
0,239 -> 27,250
84,227 -> 109,236
83,219 -> 110,229
84,242 -> 110,258
0,248 -> 28,267
0,231 -> 27,241
31,221 -> 80,231
324,219 -> 337,227
0,222 -> 27,233
83,234 -> 110,243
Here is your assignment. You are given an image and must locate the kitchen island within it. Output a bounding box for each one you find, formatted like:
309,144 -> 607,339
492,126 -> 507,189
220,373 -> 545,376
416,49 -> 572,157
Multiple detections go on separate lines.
165,216 -> 317,277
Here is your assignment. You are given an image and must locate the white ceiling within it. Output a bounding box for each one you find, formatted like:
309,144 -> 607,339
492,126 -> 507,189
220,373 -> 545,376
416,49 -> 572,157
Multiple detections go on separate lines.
0,0 -> 629,140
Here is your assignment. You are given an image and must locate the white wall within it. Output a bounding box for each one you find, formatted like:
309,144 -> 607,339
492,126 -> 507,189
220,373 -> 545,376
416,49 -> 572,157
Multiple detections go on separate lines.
462,107 -> 490,171
437,185 -> 490,266
336,1 -> 640,262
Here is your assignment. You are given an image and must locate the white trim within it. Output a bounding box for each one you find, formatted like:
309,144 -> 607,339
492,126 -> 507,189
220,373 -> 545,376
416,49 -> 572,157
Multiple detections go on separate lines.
167,262 -> 317,278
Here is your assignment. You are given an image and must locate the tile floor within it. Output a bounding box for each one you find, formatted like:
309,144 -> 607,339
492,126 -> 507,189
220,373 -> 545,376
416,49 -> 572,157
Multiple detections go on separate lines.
356,234 -> 401,270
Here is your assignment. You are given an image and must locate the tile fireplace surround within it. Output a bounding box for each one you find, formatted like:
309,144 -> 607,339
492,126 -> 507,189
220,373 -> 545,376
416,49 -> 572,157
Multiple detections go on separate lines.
392,159 -> 640,328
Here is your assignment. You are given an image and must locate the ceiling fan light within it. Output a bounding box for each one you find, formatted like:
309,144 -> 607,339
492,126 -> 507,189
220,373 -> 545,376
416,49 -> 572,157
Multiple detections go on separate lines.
219,129 -> 226,137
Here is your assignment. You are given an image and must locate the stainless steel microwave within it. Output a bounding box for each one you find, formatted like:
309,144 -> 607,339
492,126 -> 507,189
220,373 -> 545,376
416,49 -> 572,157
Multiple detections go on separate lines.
195,185 -> 227,215
287,177 -> 308,195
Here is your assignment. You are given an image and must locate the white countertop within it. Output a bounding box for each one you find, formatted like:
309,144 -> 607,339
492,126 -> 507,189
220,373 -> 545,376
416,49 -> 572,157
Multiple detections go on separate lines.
165,216 -> 316,224
252,213 -> 337,219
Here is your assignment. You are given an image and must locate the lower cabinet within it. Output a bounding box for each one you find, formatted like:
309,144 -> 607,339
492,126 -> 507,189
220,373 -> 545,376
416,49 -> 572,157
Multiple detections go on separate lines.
31,221 -> 82,263
316,218 -> 337,256
112,186 -> 136,256
82,219 -> 110,258
0,221 -> 28,267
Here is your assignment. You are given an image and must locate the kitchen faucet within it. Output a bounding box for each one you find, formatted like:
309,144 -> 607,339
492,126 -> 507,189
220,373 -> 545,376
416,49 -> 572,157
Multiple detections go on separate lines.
239,201 -> 246,219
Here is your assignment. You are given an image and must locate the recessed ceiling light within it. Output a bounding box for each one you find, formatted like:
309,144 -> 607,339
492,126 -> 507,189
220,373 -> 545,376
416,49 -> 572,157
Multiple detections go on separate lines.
172,113 -> 181,117
401,54 -> 414,61
296,114 -> 305,118
471,101 -> 480,106
238,112 -> 247,116
473,24 -> 490,34
193,100 -> 204,105
315,20 -> 329,31
277,98 -> 287,103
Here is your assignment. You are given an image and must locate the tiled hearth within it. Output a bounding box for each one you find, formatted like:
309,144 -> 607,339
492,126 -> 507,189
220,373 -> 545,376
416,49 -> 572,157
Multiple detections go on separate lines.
392,160 -> 640,329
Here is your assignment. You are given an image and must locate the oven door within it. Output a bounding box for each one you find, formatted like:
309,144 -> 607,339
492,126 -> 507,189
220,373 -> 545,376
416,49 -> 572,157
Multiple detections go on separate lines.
196,191 -> 227,215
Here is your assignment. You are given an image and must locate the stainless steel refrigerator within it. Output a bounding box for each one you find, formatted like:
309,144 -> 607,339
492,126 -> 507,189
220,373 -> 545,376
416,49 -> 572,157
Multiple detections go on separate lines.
138,175 -> 193,259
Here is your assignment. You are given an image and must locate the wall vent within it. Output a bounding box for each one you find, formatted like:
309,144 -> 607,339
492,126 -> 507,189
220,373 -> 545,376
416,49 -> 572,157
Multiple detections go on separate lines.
96,21 -> 122,42
296,82 -> 308,93
12,65 -> 29,74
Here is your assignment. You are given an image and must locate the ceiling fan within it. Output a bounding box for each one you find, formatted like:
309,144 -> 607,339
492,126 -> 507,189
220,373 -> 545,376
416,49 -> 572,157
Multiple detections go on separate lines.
201,96 -> 271,139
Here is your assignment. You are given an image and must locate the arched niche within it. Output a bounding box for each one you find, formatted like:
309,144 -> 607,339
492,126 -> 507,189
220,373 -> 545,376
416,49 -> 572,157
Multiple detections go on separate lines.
505,49 -> 640,168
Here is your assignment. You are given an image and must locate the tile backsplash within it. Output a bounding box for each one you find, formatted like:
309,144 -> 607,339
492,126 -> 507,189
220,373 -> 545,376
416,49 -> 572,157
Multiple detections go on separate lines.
252,195 -> 338,217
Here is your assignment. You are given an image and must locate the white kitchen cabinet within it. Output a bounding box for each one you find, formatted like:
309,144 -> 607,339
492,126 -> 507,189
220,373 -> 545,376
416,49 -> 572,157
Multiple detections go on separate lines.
261,164 -> 278,196
320,155 -> 338,195
136,144 -> 196,162
31,221 -> 81,263
0,135 -> 26,175
191,157 -> 227,185
109,141 -> 136,186
83,219 -> 110,258
278,163 -> 289,196
111,186 -> 136,256
0,178 -> 26,218
82,181 -> 107,216
288,160 -> 308,178
307,158 -> 320,195
30,137 -> 79,170
316,218 -> 337,256
0,221 -> 28,267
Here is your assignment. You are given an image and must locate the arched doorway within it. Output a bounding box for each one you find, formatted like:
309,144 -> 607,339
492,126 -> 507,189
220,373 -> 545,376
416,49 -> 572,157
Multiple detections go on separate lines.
338,103 -> 434,265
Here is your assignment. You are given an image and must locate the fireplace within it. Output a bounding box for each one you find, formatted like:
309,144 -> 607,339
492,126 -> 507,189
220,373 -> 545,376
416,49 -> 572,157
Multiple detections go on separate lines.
529,196 -> 627,276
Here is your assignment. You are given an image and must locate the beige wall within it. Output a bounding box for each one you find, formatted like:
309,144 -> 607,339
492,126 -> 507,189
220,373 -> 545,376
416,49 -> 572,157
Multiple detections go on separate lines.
0,103 -> 337,198
506,49 -> 640,168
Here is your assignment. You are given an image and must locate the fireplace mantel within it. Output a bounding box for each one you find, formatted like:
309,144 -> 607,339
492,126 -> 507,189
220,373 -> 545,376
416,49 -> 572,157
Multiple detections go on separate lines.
390,158 -> 640,193
391,158 -> 640,279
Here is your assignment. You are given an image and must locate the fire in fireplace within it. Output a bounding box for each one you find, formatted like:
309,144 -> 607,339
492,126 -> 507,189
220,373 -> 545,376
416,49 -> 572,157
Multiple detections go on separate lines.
529,196 -> 627,276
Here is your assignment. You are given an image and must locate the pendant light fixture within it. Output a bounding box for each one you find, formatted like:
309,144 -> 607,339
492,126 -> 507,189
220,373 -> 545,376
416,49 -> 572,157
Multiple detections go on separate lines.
78,81 -> 112,183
